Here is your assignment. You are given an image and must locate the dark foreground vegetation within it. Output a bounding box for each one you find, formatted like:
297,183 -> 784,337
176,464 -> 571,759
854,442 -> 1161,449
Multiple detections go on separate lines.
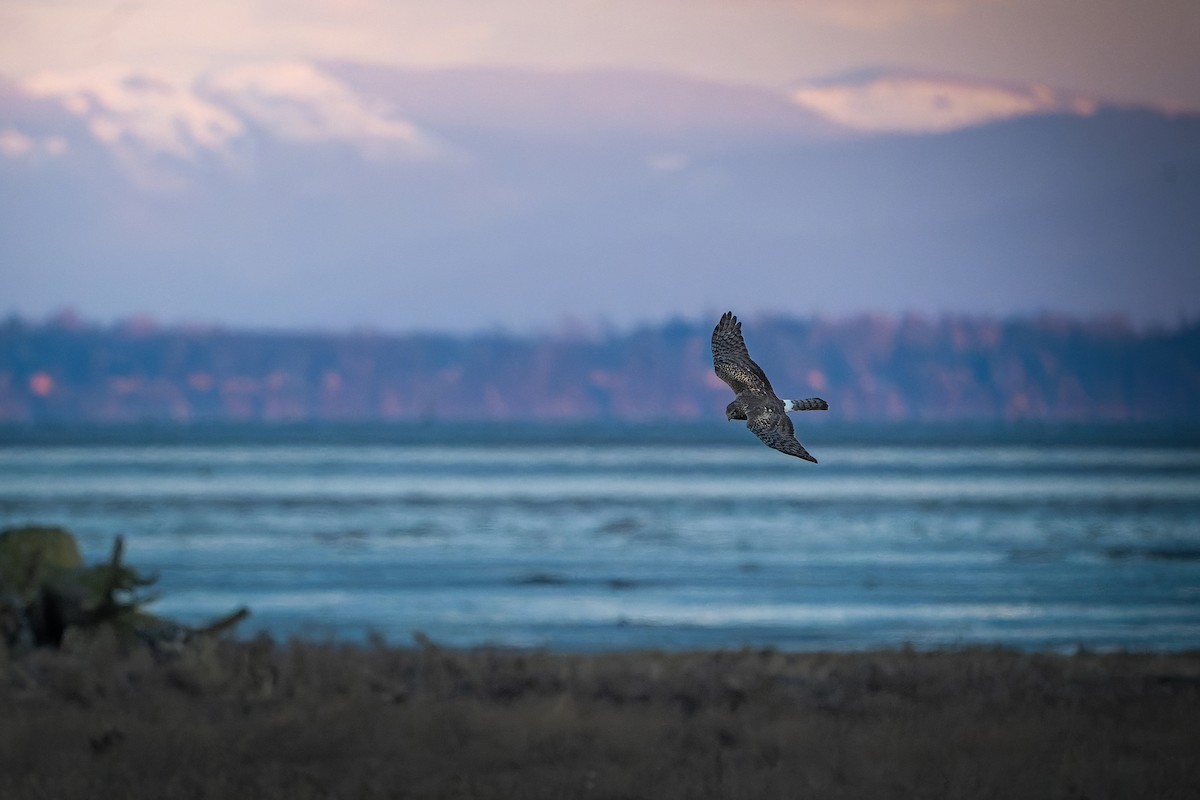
2,636 -> 1197,800
3,526 -> 1197,797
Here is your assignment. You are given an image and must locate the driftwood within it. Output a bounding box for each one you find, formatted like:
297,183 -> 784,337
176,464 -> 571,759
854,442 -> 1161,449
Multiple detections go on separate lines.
0,526 -> 249,653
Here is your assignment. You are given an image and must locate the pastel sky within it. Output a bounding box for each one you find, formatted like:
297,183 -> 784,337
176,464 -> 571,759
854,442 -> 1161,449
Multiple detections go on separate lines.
2,1 -> 1198,331
2,0 -> 1198,108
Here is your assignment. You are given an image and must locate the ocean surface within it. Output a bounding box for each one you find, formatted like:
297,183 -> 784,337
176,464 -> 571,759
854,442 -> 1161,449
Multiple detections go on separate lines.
2,423 -> 1198,652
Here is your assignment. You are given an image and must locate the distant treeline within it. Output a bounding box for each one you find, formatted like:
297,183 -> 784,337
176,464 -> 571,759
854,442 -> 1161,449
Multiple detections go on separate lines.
1,314 -> 1198,423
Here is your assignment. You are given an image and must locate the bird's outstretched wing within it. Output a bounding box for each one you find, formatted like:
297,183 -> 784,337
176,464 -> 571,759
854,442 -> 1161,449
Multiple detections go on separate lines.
748,406 -> 818,463
712,311 -> 774,395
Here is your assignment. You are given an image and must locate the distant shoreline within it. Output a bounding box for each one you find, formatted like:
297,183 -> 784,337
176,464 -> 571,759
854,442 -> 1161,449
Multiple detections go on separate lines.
4,419 -> 1200,447
6,315 -> 1198,424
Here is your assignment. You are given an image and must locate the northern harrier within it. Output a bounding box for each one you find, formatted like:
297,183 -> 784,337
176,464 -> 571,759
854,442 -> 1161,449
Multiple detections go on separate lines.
712,311 -> 829,462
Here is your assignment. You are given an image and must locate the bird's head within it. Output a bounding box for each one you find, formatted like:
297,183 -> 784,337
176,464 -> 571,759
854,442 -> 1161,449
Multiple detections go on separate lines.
725,399 -> 747,421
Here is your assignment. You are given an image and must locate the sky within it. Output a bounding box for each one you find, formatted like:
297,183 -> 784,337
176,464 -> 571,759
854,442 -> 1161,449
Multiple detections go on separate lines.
1,0 -> 1199,332
2,1 -> 1198,109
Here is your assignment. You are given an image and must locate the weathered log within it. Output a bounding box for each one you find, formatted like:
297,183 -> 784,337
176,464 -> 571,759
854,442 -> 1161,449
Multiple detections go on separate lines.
1,526 -> 249,653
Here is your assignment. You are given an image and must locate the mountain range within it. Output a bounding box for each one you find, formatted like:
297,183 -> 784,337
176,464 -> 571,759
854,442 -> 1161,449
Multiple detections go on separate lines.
2,61 -> 1198,331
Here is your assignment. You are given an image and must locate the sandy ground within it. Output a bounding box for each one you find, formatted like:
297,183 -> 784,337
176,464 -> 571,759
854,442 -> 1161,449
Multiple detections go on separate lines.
2,635 -> 1198,799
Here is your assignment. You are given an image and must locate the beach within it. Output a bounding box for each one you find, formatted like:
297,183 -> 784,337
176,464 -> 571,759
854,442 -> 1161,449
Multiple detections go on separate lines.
3,636 -> 1198,799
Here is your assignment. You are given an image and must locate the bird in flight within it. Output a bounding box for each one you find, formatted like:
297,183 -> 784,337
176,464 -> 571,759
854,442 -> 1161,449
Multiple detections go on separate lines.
712,311 -> 829,462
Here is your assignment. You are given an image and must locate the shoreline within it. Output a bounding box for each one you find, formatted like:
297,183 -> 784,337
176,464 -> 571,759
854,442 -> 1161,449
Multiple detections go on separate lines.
3,638 -> 1198,798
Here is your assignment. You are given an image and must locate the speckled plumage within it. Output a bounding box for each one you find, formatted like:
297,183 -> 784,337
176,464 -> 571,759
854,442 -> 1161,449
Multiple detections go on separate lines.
712,311 -> 828,462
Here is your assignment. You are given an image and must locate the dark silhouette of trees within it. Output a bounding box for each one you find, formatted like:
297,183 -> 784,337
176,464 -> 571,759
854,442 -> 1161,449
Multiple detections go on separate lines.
1,314 -> 1197,423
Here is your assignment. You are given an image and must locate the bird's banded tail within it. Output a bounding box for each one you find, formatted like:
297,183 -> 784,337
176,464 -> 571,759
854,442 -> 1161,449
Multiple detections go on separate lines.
783,397 -> 829,412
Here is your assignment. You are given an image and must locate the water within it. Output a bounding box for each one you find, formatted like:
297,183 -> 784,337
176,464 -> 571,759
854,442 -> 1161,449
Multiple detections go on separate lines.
2,424 -> 1198,651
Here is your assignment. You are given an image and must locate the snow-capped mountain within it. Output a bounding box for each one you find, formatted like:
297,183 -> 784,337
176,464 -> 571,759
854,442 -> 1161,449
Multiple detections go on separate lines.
789,68 -> 1109,133
1,61 -> 1197,330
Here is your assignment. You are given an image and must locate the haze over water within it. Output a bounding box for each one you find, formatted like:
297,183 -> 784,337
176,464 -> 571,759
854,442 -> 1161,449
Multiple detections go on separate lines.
2,424 -> 1197,652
